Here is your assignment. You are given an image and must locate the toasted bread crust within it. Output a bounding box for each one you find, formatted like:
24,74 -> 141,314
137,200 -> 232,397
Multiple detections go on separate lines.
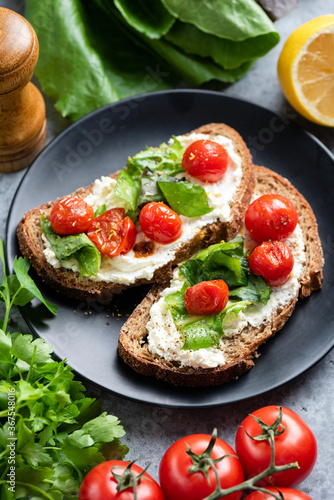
17,123 -> 255,302
118,166 -> 324,386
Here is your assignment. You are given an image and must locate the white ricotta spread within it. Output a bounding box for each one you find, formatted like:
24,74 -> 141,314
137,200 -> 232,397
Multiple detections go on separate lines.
146,223 -> 306,369
42,133 -> 243,285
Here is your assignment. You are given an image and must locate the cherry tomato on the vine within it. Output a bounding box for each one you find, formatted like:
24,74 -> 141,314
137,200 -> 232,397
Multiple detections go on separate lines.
182,139 -> 229,183
244,487 -> 313,500
245,194 -> 298,243
87,208 -> 136,258
247,241 -> 294,287
139,202 -> 182,244
184,280 -> 229,316
50,197 -> 94,235
78,460 -> 164,500
235,406 -> 317,488
159,433 -> 244,500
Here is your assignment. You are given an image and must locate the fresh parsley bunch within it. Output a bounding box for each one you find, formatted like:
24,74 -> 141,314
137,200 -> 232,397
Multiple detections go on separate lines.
0,240 -> 128,500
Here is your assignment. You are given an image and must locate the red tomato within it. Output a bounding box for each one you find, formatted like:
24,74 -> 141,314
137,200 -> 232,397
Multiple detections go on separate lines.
244,487 -> 313,499
245,194 -> 298,243
87,208 -> 136,258
235,406 -> 317,488
139,202 -> 182,244
184,280 -> 229,315
50,197 -> 94,235
182,140 -> 229,183
159,433 -> 244,500
247,241 -> 294,287
78,460 -> 164,500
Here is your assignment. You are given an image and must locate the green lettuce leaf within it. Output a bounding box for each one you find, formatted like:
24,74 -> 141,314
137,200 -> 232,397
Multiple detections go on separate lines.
180,237 -> 248,288
114,137 -> 215,219
25,0 -> 176,120
25,0 -> 279,120
94,204 -> 106,218
41,216 -> 101,277
114,0 -> 175,39
182,301 -> 251,350
166,20 -> 280,69
129,137 -> 185,176
161,0 -> 278,40
142,35 -> 254,84
164,237 -> 272,350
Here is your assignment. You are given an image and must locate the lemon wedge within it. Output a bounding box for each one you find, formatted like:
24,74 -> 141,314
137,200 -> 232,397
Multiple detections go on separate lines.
277,15 -> 334,127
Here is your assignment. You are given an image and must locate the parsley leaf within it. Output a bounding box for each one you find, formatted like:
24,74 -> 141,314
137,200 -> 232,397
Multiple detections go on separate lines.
0,240 -> 128,499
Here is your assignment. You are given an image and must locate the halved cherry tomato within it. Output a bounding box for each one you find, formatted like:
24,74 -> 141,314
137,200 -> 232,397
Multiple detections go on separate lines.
184,280 -> 229,315
50,197 -> 94,235
244,487 -> 313,499
245,194 -> 298,243
87,208 -> 136,258
248,241 -> 294,287
78,460 -> 164,500
139,202 -> 182,244
235,406 -> 317,488
182,140 -> 229,183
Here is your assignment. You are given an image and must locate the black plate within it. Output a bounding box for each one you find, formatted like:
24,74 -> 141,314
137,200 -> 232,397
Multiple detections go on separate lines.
6,90 -> 334,408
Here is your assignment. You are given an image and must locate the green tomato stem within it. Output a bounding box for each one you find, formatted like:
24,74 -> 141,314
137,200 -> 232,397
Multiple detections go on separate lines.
202,428 -> 298,499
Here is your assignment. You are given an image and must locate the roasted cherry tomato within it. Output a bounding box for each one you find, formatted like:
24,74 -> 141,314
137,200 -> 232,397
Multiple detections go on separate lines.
248,241 -> 294,287
182,139 -> 229,183
235,406 -> 317,488
139,202 -> 182,244
245,194 -> 298,243
78,460 -> 164,500
244,487 -> 313,499
159,433 -> 244,500
87,208 -> 136,258
184,280 -> 229,316
50,197 -> 94,235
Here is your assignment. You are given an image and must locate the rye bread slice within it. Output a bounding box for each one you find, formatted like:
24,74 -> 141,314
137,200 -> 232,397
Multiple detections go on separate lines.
16,123 -> 255,302
118,166 -> 324,386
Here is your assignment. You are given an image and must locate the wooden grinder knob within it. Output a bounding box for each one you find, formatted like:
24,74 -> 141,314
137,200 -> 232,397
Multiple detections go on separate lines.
0,7 -> 47,173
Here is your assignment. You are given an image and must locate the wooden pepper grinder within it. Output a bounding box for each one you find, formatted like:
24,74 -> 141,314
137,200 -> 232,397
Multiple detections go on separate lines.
0,7 -> 47,173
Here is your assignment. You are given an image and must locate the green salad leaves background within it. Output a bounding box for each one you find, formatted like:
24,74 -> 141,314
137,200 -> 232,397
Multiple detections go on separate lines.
25,0 -> 279,121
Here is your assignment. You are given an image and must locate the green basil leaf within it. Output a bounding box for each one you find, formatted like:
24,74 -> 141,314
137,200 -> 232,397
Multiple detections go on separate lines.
41,216 -> 101,277
158,180 -> 212,217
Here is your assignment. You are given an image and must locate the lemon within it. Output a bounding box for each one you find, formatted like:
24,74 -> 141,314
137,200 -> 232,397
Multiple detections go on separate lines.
277,15 -> 334,127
